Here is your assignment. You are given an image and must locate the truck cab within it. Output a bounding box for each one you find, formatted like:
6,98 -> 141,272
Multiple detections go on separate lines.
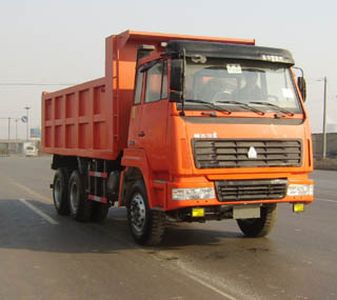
122,39 -> 313,243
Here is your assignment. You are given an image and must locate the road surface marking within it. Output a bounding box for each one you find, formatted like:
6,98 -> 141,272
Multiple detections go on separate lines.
145,250 -> 243,300
6,179 -> 51,203
316,198 -> 337,203
19,199 -> 58,225
177,266 -> 239,300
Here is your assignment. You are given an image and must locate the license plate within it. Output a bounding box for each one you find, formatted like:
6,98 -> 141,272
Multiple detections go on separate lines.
192,207 -> 205,217
233,205 -> 260,219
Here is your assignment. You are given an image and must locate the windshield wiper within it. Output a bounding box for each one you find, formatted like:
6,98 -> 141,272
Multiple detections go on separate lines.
215,100 -> 265,115
184,99 -> 231,115
249,101 -> 294,116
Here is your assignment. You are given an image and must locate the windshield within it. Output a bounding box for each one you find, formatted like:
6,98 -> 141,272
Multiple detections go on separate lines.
183,57 -> 302,114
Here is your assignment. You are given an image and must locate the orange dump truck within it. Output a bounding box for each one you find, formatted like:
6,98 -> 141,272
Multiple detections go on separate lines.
42,30 -> 313,245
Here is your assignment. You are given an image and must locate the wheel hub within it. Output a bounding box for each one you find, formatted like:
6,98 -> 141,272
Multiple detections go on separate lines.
53,178 -> 61,208
70,181 -> 79,213
130,193 -> 146,233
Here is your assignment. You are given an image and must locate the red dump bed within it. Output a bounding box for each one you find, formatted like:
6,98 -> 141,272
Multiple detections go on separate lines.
41,30 -> 254,160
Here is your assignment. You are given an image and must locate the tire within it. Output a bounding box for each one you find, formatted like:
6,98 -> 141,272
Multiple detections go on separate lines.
237,204 -> 277,237
91,202 -> 109,223
127,181 -> 166,246
68,170 -> 92,222
52,168 -> 70,215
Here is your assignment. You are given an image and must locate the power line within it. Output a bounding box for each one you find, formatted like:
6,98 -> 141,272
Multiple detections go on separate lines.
0,82 -> 75,86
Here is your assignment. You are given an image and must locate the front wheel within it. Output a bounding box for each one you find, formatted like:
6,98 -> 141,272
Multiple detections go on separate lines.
237,204 -> 277,237
127,181 -> 166,246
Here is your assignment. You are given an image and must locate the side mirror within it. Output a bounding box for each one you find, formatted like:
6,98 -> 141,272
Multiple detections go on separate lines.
170,59 -> 184,102
297,77 -> 307,102
137,45 -> 155,61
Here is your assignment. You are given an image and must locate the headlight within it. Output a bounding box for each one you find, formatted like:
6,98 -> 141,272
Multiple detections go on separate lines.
172,187 -> 215,200
287,184 -> 314,196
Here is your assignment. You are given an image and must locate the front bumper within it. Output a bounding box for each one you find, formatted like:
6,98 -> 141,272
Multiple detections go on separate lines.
162,176 -> 314,211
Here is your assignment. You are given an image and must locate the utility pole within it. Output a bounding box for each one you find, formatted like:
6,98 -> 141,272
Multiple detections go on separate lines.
7,117 -> 11,140
322,76 -> 327,159
24,106 -> 31,141
15,118 -> 18,140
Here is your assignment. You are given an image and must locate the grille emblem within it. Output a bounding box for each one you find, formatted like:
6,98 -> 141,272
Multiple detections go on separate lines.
248,146 -> 257,159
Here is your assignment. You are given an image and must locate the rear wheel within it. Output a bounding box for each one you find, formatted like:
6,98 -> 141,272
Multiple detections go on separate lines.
52,168 -> 70,215
91,202 -> 109,222
127,181 -> 166,246
69,170 -> 92,222
237,204 -> 277,237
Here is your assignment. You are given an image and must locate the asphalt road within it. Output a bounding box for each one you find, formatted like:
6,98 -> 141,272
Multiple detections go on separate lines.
0,156 -> 336,300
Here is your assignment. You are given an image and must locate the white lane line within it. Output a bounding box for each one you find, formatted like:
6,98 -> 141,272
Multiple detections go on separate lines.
145,250 -> 242,300
8,180 -> 50,203
19,199 -> 58,225
178,267 -> 239,300
316,198 -> 337,203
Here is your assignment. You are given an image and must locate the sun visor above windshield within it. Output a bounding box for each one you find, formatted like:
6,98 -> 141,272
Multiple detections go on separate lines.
166,40 -> 295,65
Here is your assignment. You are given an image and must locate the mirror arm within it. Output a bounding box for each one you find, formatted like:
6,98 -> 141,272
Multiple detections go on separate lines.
179,48 -> 186,116
293,66 -> 307,102
293,66 -> 304,77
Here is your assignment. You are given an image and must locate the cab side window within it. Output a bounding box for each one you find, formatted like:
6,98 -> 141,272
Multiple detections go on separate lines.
161,62 -> 168,99
145,61 -> 168,103
134,68 -> 143,104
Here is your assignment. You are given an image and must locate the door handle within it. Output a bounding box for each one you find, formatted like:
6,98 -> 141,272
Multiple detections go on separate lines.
138,131 -> 145,137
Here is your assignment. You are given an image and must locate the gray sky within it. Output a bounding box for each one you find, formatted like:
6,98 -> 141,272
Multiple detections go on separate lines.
0,0 -> 336,139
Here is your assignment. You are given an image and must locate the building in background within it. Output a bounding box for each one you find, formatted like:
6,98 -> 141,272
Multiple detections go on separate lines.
0,140 -> 24,156
312,132 -> 337,158
0,128 -> 40,156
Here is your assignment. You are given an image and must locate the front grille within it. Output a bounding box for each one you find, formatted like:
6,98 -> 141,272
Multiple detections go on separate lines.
192,139 -> 302,169
215,179 -> 288,202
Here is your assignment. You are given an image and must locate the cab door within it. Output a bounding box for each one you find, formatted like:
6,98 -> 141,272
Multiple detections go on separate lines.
137,60 -> 169,175
128,67 -> 145,148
